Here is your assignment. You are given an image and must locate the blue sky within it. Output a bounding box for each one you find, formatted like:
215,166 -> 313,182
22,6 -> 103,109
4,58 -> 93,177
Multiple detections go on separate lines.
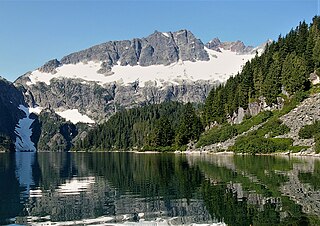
0,0 -> 317,81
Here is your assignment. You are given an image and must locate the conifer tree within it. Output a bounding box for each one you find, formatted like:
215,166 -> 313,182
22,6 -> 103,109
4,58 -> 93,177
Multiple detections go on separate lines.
175,103 -> 203,146
313,37 -> 320,69
282,52 -> 308,95
262,53 -> 282,104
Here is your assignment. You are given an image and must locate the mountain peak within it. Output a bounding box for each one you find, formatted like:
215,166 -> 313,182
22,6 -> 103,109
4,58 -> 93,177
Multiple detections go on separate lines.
206,39 -> 252,54
57,29 -> 209,73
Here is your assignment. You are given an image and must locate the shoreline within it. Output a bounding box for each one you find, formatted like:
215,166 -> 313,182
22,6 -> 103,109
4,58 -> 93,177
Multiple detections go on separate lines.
182,150 -> 320,157
4,149 -> 320,157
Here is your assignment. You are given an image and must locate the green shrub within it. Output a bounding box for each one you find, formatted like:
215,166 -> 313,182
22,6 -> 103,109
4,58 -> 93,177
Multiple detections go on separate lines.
251,118 -> 289,138
279,91 -> 308,116
315,134 -> 320,154
231,135 -> 293,154
299,121 -> 320,139
298,121 -> 320,153
287,145 -> 310,153
196,125 -> 237,148
196,111 -> 273,148
236,111 -> 273,134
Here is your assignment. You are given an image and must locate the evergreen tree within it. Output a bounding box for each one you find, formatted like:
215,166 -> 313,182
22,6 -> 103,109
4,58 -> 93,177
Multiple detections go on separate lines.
203,17 -> 320,126
262,53 -> 282,104
296,21 -> 309,55
306,33 -> 316,73
313,37 -> 320,70
176,103 -> 203,146
149,116 -> 173,147
282,52 -> 308,95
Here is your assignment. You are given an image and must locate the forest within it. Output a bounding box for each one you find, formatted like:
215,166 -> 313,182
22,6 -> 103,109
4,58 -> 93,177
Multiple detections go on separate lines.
204,16 -> 320,124
75,16 -> 320,152
74,102 -> 203,151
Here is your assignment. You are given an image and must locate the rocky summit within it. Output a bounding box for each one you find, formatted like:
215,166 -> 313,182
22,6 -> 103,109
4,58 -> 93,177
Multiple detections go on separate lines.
14,30 -> 265,123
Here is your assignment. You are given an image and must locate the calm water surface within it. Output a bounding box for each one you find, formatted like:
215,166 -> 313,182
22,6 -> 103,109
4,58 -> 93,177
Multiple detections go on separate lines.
1,152 -> 320,225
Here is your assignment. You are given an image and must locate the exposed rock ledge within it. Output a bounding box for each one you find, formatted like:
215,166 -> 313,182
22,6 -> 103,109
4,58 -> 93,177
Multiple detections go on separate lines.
277,93 -> 320,149
190,93 -> 320,155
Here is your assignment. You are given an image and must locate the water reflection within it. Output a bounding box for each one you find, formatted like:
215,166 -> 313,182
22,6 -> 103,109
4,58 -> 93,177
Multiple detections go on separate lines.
0,152 -> 320,225
187,154 -> 319,226
15,152 -> 35,197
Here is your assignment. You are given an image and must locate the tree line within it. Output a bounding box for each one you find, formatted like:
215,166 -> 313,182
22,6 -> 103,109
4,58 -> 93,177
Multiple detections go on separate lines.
74,102 -> 203,151
204,16 -> 320,125
75,16 -> 320,152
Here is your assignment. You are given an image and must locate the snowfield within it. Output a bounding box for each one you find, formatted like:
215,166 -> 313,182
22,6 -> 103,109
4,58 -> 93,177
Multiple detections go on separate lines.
56,109 -> 95,124
14,105 -> 37,152
26,48 -> 256,87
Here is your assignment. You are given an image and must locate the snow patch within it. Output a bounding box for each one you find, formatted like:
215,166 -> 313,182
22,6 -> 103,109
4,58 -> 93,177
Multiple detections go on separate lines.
162,32 -> 170,38
14,105 -> 36,152
29,106 -> 43,114
27,216 -> 226,226
56,109 -> 95,124
27,48 -> 255,87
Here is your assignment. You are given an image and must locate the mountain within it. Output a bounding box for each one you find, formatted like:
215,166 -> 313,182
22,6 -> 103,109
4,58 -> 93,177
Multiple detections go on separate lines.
15,30 -> 265,123
205,38 -> 271,55
0,77 -> 27,151
74,17 -> 320,154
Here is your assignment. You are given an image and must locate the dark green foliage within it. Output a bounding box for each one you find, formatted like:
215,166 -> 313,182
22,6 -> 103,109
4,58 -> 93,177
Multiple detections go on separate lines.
196,111 -> 273,148
263,53 -> 282,104
75,102 -> 203,151
196,124 -> 238,148
281,52 -> 308,95
175,103 -> 203,146
149,116 -> 174,147
251,118 -> 290,138
315,134 -> 320,153
298,121 -> 320,139
299,120 -> 320,153
230,136 -> 293,154
0,135 -> 14,152
226,92 -> 303,154
279,91 -> 308,116
313,37 -> 320,69
35,110 -> 80,151
204,17 -> 320,124
236,111 -> 274,134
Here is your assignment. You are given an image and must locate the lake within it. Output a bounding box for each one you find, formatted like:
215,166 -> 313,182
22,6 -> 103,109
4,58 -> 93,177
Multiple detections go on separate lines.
0,152 -> 320,225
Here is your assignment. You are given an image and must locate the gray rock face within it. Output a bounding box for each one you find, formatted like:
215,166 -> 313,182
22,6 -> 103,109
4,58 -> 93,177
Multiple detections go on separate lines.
38,59 -> 61,73
233,107 -> 245,124
205,38 -> 222,52
205,38 -> 255,54
31,108 -> 88,152
57,30 -> 209,74
16,77 -> 216,122
279,93 -> 320,147
227,96 -> 284,125
0,77 -> 26,140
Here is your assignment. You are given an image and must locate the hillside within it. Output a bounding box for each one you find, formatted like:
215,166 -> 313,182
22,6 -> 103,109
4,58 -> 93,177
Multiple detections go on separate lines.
75,16 -> 320,154
195,16 -> 320,154
14,30 -> 264,123
0,77 -> 26,151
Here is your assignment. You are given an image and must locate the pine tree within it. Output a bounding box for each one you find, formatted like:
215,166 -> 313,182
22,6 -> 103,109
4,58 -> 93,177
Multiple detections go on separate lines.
149,116 -> 173,147
296,21 -> 309,55
282,52 -> 308,95
313,37 -> 320,70
175,103 -> 203,146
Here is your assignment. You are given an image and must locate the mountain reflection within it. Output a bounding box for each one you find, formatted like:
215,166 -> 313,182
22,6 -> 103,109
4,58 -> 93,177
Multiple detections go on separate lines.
1,152 -> 320,225
15,152 -> 35,197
